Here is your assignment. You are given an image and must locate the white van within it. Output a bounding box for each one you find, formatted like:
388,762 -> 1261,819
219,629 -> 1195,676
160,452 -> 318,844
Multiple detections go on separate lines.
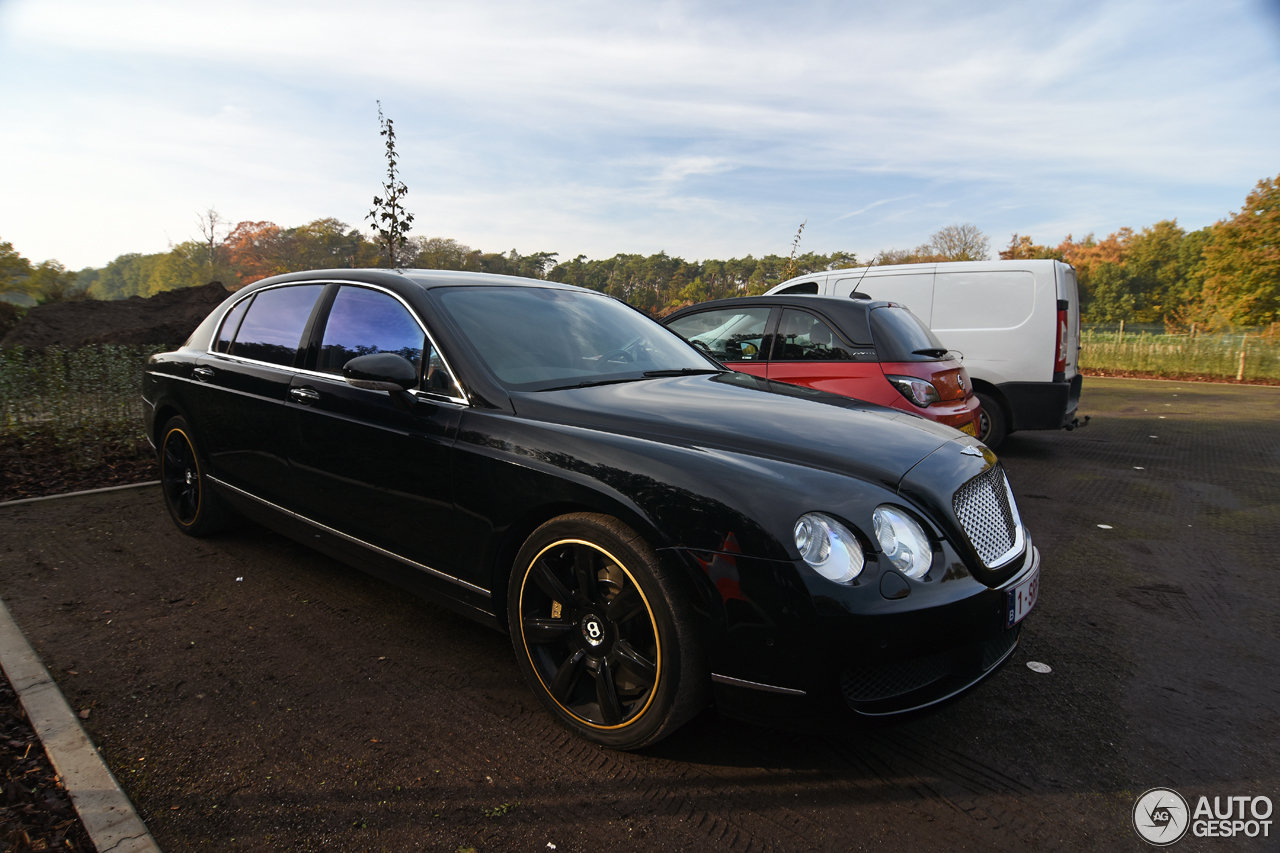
766,259 -> 1083,447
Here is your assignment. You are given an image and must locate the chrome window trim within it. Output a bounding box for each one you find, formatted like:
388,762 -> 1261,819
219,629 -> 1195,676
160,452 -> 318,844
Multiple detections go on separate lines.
207,475 -> 490,597
207,280 -> 471,406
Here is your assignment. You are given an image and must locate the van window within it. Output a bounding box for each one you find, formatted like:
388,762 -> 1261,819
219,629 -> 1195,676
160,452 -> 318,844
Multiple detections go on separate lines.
836,273 -> 934,324
933,271 -> 1035,331
777,281 -> 819,295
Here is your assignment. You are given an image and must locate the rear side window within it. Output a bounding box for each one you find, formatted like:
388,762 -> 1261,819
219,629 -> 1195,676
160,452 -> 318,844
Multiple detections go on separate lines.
229,285 -> 324,367
214,297 -> 251,353
869,305 -> 949,362
665,306 -> 772,362
773,309 -> 855,361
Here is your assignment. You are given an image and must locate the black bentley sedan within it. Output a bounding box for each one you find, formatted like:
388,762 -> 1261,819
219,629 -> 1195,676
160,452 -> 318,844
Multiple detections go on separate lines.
143,269 -> 1040,749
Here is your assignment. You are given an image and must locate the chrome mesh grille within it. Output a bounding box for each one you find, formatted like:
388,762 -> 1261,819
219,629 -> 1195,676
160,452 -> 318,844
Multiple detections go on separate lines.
953,465 -> 1019,567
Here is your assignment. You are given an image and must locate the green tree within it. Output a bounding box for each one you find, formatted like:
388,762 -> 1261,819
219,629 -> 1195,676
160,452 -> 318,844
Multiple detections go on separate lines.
0,240 -> 35,300
30,260 -> 90,303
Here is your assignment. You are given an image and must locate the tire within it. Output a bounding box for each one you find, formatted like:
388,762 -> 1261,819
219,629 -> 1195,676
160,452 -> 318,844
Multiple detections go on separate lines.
158,416 -> 234,536
976,391 -> 1008,449
508,513 -> 708,750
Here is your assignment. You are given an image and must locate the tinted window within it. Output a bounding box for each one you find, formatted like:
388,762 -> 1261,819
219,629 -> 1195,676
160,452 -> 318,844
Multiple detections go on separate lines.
774,309 -> 855,361
230,285 -> 324,366
437,286 -> 713,390
318,287 -> 425,374
665,307 -> 772,362
869,305 -> 949,362
215,297 -> 251,354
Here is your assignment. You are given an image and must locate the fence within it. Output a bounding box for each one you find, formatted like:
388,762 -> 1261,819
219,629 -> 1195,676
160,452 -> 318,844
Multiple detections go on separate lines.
0,345 -> 165,468
1080,329 -> 1280,381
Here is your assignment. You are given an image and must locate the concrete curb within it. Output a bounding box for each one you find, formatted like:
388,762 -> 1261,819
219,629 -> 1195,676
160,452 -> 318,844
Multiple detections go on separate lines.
0,596 -> 161,853
0,480 -> 161,509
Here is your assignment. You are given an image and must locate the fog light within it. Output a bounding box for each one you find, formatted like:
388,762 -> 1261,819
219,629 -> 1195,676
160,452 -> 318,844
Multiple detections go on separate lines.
794,513 -> 865,584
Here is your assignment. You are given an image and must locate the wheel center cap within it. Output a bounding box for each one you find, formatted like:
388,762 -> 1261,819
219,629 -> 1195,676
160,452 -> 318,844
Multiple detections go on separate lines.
581,614 -> 606,647
185,469 -> 194,485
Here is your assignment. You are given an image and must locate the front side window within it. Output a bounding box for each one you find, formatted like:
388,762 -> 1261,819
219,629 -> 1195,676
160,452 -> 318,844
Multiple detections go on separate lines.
317,286 -> 462,398
774,309 -> 854,361
318,287 -> 424,374
229,285 -> 324,366
665,307 -> 772,362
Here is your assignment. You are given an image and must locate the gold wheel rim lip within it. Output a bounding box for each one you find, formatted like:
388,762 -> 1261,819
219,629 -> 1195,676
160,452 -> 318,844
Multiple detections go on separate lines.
161,426 -> 201,525
519,537 -> 662,730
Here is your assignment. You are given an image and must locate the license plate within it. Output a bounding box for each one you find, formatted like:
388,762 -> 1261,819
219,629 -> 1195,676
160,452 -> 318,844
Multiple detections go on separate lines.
959,421 -> 977,436
1006,564 -> 1039,627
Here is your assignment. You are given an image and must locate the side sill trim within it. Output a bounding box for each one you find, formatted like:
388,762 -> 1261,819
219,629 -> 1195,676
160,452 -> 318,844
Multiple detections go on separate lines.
207,476 -> 491,598
711,673 -> 806,696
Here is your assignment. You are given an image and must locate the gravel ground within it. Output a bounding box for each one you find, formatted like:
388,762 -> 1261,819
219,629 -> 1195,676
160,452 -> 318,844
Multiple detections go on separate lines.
0,376 -> 1277,852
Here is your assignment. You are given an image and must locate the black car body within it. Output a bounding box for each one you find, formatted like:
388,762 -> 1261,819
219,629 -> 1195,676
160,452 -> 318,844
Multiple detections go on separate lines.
143,269 -> 1040,748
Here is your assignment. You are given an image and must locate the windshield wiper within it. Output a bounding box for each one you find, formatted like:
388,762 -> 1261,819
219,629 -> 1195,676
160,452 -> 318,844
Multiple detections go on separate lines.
912,348 -> 949,358
640,368 -> 725,377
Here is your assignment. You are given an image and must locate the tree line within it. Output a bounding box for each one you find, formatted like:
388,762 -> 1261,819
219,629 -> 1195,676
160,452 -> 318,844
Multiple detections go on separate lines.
2,172 -> 1275,328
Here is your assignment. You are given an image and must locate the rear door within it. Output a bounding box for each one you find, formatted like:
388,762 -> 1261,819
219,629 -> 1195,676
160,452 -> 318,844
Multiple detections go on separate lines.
189,283 -> 326,504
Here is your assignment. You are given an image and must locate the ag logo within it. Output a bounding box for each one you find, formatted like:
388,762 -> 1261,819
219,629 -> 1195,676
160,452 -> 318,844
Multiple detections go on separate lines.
1133,787 -> 1190,846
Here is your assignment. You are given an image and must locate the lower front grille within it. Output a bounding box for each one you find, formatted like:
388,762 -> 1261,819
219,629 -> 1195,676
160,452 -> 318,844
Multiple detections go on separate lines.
840,627 -> 1021,711
840,652 -> 951,703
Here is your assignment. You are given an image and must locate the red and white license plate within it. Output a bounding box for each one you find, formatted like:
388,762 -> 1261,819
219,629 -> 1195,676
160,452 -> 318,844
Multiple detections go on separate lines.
1006,564 -> 1039,627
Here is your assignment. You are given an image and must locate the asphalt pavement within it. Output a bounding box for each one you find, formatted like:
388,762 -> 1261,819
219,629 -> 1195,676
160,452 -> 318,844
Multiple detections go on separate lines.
0,376 -> 1277,852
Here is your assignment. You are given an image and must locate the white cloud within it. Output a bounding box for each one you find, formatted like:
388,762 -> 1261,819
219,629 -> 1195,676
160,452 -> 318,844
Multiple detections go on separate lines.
1,0 -> 1277,268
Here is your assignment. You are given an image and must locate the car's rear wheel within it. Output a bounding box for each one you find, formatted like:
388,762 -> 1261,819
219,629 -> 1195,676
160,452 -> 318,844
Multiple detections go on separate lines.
976,391 -> 1007,449
159,416 -> 233,536
508,513 -> 707,749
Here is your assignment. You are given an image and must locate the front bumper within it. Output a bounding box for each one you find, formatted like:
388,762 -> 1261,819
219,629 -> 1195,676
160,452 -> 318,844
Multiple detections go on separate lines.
683,538 -> 1040,730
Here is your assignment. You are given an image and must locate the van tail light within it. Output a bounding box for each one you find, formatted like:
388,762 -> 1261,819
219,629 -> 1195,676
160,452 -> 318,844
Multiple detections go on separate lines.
1054,299 -> 1068,380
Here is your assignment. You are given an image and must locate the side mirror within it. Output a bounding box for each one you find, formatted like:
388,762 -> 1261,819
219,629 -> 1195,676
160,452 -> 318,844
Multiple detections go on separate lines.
342,353 -> 417,391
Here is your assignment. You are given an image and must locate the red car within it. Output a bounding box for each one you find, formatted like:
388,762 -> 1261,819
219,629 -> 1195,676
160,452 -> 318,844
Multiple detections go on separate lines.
663,295 -> 981,435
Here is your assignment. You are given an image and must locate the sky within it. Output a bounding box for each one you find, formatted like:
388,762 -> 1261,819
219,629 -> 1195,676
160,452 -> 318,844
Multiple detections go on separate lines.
1,0 -> 1279,271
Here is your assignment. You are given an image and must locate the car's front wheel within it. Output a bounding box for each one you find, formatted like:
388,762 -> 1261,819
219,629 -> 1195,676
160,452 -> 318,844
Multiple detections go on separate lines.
159,416 -> 234,536
508,513 -> 707,749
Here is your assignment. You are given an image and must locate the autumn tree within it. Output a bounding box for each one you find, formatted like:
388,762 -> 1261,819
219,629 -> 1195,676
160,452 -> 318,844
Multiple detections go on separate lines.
999,234 -> 1064,261
1199,173 -> 1280,325
367,102 -> 415,268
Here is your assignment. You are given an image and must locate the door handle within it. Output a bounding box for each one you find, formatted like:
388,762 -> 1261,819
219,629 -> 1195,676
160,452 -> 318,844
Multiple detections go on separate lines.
193,367 -> 214,381
289,386 -> 320,404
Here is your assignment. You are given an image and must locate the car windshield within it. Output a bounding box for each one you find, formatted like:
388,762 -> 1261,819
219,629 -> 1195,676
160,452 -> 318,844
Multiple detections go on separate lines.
869,305 -> 950,362
436,286 -> 720,390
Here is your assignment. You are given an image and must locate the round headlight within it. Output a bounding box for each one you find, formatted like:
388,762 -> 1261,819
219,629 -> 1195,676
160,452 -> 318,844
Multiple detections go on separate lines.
794,513 -> 865,584
872,506 -> 932,579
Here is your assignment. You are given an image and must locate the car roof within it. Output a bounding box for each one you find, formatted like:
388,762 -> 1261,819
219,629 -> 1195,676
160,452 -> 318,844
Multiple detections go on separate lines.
241,268 -> 593,295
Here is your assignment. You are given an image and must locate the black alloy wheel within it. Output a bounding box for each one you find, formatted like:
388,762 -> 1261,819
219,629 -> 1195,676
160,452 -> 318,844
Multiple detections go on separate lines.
159,416 -> 232,536
509,514 -> 707,749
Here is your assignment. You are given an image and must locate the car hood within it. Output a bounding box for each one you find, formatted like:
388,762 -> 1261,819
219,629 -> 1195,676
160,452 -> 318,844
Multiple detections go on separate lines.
508,371 -> 961,492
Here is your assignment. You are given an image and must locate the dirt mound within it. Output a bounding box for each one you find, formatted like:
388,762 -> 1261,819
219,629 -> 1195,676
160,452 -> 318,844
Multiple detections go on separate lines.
0,282 -> 232,350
